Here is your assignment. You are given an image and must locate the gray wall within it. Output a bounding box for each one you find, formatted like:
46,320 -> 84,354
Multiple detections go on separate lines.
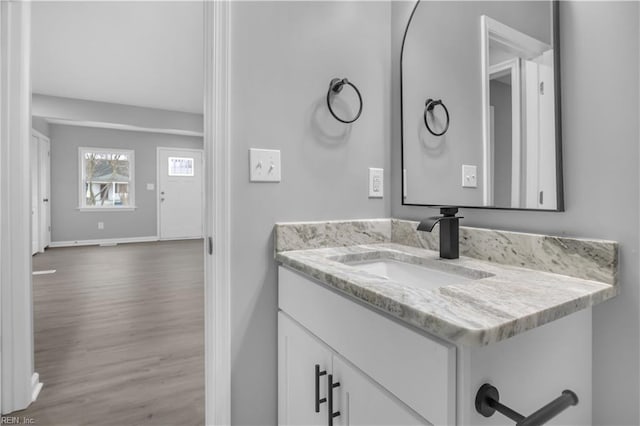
32,116 -> 50,137
392,2 -> 639,424
401,1 -> 550,206
491,80 -> 513,207
50,124 -> 202,242
33,94 -> 203,134
229,2 -> 390,424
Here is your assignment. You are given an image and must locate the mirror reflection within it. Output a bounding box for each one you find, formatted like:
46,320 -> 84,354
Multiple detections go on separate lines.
401,1 -> 563,210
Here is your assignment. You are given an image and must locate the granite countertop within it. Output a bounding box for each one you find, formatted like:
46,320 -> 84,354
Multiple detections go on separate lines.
275,219 -> 619,346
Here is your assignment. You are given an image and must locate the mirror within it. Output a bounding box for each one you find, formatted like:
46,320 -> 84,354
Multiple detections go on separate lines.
401,1 -> 563,211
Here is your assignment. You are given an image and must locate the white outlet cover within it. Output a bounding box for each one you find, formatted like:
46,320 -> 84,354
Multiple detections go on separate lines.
146,183 -> 155,191
369,168 -> 384,198
462,164 -> 478,188
249,148 -> 281,182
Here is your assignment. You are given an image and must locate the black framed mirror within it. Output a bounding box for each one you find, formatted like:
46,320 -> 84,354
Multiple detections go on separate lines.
400,1 -> 563,211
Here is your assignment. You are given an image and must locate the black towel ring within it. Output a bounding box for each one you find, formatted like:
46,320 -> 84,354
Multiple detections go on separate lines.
424,98 -> 450,136
327,78 -> 363,124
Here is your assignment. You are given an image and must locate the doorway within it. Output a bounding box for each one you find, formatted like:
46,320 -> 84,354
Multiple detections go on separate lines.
24,1 -> 206,423
0,1 -> 231,422
30,130 -> 51,255
158,148 -> 204,240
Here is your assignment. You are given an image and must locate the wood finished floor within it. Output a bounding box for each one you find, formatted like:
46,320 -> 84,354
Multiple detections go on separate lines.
7,240 -> 204,426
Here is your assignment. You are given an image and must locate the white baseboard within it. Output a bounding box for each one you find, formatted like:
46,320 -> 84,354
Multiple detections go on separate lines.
49,236 -> 159,248
31,373 -> 43,402
158,235 -> 204,241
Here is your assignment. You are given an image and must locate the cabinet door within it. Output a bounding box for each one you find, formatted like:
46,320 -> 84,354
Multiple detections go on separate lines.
279,312 -> 333,426
332,356 -> 430,426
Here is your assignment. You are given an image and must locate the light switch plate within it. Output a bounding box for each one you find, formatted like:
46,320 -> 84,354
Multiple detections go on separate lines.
146,183 -> 155,191
462,164 -> 477,188
369,168 -> 384,198
249,148 -> 281,182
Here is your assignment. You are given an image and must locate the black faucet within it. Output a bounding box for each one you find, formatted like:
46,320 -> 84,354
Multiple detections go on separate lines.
417,207 -> 463,259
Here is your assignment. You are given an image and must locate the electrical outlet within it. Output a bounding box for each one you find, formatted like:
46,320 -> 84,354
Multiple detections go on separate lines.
98,221 -> 104,230
249,148 -> 281,182
462,165 -> 477,188
369,168 -> 384,198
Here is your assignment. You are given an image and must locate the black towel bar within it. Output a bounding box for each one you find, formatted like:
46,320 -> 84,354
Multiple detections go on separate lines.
475,383 -> 578,426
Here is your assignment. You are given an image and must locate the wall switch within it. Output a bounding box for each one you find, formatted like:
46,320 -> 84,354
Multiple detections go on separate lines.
249,148 -> 281,182
98,221 -> 104,230
369,168 -> 384,198
146,183 -> 155,191
462,165 -> 478,188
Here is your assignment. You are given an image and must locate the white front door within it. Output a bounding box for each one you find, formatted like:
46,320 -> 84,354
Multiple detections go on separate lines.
158,148 -> 204,240
30,134 -> 39,255
39,136 -> 51,251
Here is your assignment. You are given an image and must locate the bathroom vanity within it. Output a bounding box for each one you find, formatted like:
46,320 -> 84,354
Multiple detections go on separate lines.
275,219 -> 618,426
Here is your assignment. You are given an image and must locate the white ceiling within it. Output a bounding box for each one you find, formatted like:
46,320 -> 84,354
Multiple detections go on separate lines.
32,1 -> 204,114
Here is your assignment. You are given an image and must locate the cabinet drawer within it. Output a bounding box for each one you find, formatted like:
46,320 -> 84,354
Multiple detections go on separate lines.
279,266 -> 456,426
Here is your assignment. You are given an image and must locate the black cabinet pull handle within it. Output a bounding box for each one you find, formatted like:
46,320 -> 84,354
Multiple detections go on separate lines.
327,374 -> 341,426
314,364 -> 327,413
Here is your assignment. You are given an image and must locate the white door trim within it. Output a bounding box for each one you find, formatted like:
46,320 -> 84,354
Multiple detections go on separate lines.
156,146 -> 205,240
1,1 -> 232,422
204,1 -> 231,425
480,15 -> 493,207
0,0 -> 40,414
32,129 -> 51,253
38,134 -> 51,252
30,133 -> 40,255
481,14 -> 549,208
489,58 -> 522,208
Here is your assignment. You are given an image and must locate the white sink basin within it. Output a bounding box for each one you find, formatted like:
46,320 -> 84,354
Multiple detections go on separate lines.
347,259 -> 475,291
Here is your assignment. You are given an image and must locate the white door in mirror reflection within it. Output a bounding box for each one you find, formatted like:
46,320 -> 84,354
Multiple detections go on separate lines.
524,50 -> 556,209
482,15 -> 557,210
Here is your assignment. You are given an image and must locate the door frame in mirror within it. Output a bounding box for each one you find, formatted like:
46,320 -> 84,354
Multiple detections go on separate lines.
486,57 -> 521,208
399,0 -> 564,211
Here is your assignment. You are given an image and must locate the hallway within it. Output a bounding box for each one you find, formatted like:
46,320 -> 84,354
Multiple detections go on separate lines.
11,240 -> 204,425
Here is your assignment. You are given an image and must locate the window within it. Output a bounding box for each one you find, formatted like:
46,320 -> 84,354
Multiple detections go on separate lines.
79,148 -> 135,210
168,156 -> 195,176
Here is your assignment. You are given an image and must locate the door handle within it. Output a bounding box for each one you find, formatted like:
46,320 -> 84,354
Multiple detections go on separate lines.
315,364 -> 327,413
160,198 -> 165,202
43,198 -> 49,203
327,374 -> 340,426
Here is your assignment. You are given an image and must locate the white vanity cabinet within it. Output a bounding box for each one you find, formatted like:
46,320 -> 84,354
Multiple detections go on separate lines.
279,266 -> 456,426
278,266 -> 592,426
279,313 -> 429,426
278,313 -> 333,425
